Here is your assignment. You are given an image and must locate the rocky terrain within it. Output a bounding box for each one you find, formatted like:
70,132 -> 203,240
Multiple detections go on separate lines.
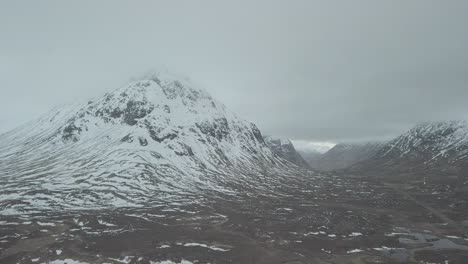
1,73 -> 468,264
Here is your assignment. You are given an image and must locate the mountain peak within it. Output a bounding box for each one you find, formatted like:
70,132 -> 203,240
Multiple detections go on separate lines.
140,68 -> 191,84
65,72 -> 221,138
112,70 -> 212,104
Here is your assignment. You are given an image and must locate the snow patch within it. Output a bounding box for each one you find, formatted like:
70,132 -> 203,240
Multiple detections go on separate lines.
183,242 -> 230,252
44,259 -> 88,264
150,260 -> 193,264
347,249 -> 364,253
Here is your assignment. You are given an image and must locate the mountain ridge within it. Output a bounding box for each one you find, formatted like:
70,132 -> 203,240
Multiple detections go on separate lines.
263,135 -> 310,168
349,120 -> 468,179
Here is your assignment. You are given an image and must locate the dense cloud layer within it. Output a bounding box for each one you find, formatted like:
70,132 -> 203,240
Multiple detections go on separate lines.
1,0 -> 468,147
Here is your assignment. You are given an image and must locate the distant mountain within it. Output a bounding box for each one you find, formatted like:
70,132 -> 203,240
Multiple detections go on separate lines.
297,149 -> 323,168
351,121 -> 468,179
303,142 -> 384,171
0,71 -> 305,214
263,136 -> 310,168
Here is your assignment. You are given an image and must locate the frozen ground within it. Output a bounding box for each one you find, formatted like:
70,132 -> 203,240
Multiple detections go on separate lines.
1,172 -> 468,264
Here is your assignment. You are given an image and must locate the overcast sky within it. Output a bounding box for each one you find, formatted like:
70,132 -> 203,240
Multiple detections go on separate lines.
1,1 -> 468,151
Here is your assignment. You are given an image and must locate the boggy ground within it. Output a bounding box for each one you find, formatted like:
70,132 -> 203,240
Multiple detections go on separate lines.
1,173 -> 468,264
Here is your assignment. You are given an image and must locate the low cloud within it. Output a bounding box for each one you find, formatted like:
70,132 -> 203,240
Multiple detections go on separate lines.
1,1 -> 468,143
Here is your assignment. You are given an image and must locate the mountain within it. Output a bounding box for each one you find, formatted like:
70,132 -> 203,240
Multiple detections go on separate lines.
0,71 -> 304,214
308,142 -> 385,171
351,120 -> 468,179
263,136 -> 310,168
297,149 -> 323,168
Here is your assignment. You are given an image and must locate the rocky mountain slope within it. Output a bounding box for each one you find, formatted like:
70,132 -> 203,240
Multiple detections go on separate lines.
0,72 -> 306,214
263,136 -> 310,168
297,149 -> 322,168
307,142 -> 385,171
351,120 -> 468,178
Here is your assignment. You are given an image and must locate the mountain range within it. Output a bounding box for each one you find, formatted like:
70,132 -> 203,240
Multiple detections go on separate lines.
349,121 -> 468,180
300,121 -> 468,183
2,71 -> 468,215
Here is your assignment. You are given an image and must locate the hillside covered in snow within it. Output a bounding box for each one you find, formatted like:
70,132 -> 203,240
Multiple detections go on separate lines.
0,72 -> 308,214
350,121 -> 468,178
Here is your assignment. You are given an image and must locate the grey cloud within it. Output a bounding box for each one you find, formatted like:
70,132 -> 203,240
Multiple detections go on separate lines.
1,0 -> 468,144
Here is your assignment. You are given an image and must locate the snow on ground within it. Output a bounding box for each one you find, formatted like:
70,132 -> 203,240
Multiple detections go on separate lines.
0,221 -> 19,225
347,249 -> 364,253
98,219 -> 117,227
108,256 -> 133,263
150,260 -> 194,264
157,245 -> 171,249
373,246 -> 403,251
183,242 -> 231,252
44,260 -> 88,264
37,221 -> 56,226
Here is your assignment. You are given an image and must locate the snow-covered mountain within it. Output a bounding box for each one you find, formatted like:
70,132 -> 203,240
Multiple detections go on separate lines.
0,72 -> 304,214
307,142 -> 385,171
351,121 -> 468,176
263,136 -> 310,168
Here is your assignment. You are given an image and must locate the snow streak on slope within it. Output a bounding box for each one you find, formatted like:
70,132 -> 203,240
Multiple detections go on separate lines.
349,120 -> 468,175
377,120 -> 468,165
0,72 -> 303,214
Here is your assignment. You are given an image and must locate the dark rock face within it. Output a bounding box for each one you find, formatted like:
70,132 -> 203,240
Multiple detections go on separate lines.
121,134 -> 133,143
122,100 -> 154,126
160,80 -> 204,103
62,123 -> 82,142
196,118 -> 231,141
251,124 -> 265,143
86,84 -> 156,126
174,143 -> 194,156
147,123 -> 179,143
264,136 -> 310,168
138,137 -> 148,146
